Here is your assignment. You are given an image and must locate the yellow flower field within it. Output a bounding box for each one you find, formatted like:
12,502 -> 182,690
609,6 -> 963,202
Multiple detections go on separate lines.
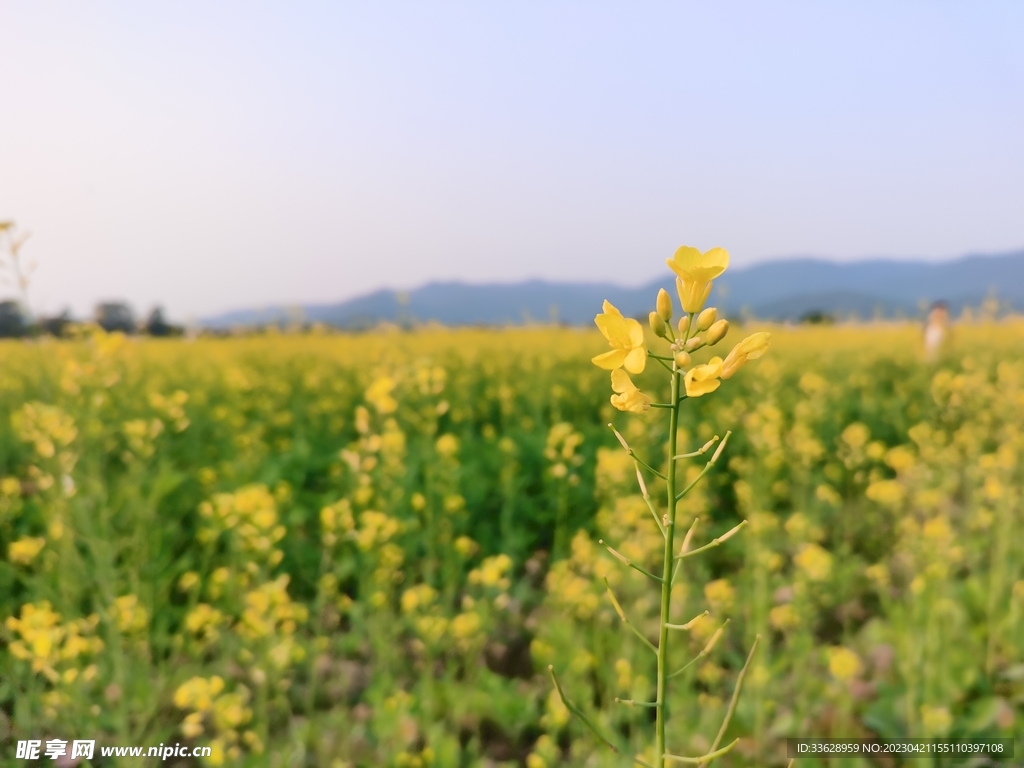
1,320 -> 1023,766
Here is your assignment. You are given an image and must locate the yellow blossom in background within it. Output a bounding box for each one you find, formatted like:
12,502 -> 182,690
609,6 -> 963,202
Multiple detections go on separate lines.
174,675 -> 224,712
841,422 -> 871,449
541,688 -> 570,730
866,479 -> 905,507
592,301 -> 647,374
453,535 -> 478,558
5,602 -> 102,683
11,402 -> 78,460
435,433 -> 460,458
885,445 -> 916,473
609,369 -> 651,413
920,705 -> 953,736
212,691 -> 252,731
365,375 -> 398,414
198,484 -> 286,564
111,594 -> 149,634
401,584 -> 438,613
449,611 -> 482,647
684,357 -> 723,397
468,554 -> 513,589
8,536 -> 46,564
828,647 -> 861,682
769,604 -> 800,631
666,246 -> 730,313
865,563 -> 890,589
178,571 -> 201,592
354,510 -> 402,550
185,604 -> 225,644
703,578 -> 735,613
795,543 -> 833,581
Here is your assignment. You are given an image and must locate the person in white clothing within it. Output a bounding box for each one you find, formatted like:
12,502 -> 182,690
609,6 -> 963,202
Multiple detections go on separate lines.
923,301 -> 950,362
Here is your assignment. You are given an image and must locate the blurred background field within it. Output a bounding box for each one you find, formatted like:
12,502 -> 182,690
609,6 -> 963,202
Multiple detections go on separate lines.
1,321 -> 1022,766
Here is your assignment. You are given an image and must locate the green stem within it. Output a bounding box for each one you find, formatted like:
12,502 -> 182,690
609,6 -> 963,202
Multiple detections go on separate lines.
548,665 -> 655,768
698,635 -> 760,767
655,364 -> 680,767
674,432 -> 731,501
629,452 -> 667,480
600,539 -> 664,583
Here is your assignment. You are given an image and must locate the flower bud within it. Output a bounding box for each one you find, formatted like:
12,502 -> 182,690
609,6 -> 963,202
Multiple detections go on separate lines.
706,319 -> 729,346
673,350 -> 691,368
656,289 -> 673,323
649,311 -> 667,337
677,315 -> 690,336
685,336 -> 703,352
696,307 -> 717,332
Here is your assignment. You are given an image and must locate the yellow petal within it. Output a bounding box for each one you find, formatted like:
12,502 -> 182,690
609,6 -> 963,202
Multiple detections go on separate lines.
623,347 -> 647,374
595,313 -> 630,345
626,317 -> 645,348
701,247 -> 730,275
601,300 -> 623,317
610,369 -> 634,393
667,245 -> 704,279
593,349 -> 628,370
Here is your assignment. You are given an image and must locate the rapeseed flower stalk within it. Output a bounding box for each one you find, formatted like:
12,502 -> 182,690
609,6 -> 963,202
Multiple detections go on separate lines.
551,245 -> 770,768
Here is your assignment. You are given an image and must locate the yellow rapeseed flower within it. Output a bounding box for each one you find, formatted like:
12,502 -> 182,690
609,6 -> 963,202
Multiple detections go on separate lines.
666,246 -> 730,313
364,375 -> 398,414
828,646 -> 861,681
609,370 -> 651,413
795,543 -> 833,581
8,536 -> 46,564
111,594 -> 149,634
684,357 -> 723,397
769,604 -> 799,631
920,705 -> 952,736
592,301 -> 647,374
721,332 -> 771,379
703,578 -> 735,612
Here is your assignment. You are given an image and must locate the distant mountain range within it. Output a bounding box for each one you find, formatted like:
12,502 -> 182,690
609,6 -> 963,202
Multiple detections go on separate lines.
202,249 -> 1024,328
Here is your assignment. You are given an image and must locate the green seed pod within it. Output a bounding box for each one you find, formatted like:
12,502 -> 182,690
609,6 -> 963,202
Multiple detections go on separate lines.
656,288 -> 673,323
696,307 -> 717,332
706,319 -> 729,346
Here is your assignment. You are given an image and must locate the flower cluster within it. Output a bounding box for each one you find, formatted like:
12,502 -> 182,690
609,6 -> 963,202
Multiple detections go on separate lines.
593,246 -> 771,411
197,484 -> 287,566
4,602 -> 103,684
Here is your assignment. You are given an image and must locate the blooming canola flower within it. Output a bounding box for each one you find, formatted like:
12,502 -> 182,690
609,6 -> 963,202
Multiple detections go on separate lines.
666,246 -> 730,314
684,357 -> 723,397
592,301 -> 647,374
609,370 -> 651,413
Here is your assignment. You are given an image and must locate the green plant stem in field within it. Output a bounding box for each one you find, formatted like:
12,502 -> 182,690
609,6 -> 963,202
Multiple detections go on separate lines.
655,363 -> 681,768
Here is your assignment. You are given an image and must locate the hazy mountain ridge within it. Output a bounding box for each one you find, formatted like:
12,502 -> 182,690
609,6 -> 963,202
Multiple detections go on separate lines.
202,249 -> 1024,328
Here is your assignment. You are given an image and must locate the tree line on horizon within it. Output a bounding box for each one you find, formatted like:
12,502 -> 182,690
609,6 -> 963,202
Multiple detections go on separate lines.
0,300 -> 183,339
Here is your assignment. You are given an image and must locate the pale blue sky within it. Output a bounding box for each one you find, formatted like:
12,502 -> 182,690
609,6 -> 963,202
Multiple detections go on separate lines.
1,2 -> 1022,319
